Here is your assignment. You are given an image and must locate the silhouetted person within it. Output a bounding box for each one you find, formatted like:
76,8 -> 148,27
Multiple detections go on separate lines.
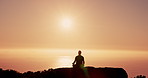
72,50 -> 85,68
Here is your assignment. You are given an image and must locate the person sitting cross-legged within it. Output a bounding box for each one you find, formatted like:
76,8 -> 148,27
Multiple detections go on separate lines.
72,50 -> 85,68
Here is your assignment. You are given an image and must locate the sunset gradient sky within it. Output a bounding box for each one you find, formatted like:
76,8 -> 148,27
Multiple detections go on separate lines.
0,0 -> 148,77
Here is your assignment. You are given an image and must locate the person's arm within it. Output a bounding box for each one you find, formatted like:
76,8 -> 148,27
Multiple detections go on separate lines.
82,57 -> 85,65
72,60 -> 75,65
83,60 -> 85,65
72,56 -> 76,65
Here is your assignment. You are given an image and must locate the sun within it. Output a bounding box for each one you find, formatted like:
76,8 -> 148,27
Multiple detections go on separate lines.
61,18 -> 73,28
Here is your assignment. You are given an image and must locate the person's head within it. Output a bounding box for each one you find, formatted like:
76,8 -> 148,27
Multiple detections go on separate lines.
78,50 -> 82,55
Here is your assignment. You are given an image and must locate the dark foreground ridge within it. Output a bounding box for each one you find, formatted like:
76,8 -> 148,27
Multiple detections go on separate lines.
0,67 -> 128,78
54,67 -> 128,78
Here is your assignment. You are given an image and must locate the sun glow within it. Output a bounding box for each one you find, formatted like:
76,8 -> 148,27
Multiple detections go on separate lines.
56,56 -> 73,67
61,18 -> 73,29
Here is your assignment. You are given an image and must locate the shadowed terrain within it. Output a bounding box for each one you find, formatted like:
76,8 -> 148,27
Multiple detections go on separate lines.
0,67 -> 128,78
54,67 -> 128,78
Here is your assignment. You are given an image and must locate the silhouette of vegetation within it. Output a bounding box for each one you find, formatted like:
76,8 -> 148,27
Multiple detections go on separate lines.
134,75 -> 146,78
0,67 -> 128,78
0,68 -> 21,78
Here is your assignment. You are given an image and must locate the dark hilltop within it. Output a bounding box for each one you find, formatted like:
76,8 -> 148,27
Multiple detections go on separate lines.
0,67 -> 128,78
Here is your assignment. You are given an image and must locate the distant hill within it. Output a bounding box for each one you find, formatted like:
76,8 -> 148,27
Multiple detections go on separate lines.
0,67 -> 128,78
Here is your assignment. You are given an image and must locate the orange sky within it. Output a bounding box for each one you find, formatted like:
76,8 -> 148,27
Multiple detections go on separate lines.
0,0 -> 148,77
0,0 -> 148,50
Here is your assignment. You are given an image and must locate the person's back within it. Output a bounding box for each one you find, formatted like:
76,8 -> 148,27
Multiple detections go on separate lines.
75,55 -> 84,66
72,50 -> 85,68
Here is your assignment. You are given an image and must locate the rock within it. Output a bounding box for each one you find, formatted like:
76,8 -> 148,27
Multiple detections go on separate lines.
53,67 -> 128,78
